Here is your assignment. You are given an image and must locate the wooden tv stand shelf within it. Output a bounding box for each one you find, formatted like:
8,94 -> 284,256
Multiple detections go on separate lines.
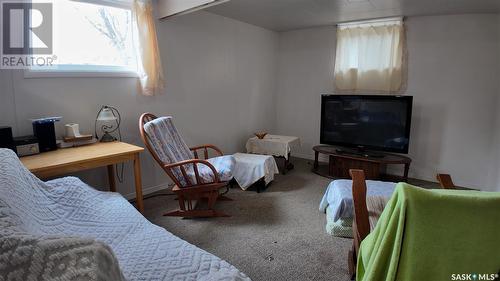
312,145 -> 411,182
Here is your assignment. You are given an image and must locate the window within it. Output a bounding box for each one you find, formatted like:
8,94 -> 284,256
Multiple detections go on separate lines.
334,18 -> 406,93
29,0 -> 138,76
26,0 -> 164,95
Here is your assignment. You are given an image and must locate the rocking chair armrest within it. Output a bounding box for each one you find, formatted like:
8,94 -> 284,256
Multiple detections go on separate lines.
190,144 -> 224,158
164,159 -> 220,184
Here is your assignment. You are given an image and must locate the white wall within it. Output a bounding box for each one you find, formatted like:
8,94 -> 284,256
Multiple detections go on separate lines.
275,14 -> 500,190
405,15 -> 499,190
275,26 -> 336,159
0,11 -> 278,198
0,71 -> 17,132
493,14 -> 500,192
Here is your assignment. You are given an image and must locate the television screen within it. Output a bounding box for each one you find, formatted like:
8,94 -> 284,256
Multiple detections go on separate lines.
320,95 -> 413,154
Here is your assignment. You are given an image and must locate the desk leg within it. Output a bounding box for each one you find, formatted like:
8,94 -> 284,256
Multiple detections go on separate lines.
133,153 -> 145,214
107,165 -> 116,192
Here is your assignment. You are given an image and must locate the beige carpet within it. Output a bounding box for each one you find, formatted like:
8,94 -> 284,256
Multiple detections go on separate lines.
142,158 -> 438,281
142,158 -> 349,281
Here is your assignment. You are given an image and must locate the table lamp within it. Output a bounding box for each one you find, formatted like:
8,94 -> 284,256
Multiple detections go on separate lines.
95,105 -> 121,142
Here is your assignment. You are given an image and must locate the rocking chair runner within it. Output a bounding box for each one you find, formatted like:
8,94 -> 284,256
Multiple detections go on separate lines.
139,113 -> 235,218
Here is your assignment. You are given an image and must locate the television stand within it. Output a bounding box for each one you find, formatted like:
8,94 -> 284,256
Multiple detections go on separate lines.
334,147 -> 385,158
312,145 -> 411,181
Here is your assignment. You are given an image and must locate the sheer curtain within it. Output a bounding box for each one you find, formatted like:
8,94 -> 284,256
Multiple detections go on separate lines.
334,18 -> 406,93
72,0 -> 165,95
133,0 -> 165,96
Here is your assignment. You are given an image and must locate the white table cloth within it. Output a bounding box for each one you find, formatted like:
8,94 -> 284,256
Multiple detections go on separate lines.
233,153 -> 279,190
245,135 -> 300,160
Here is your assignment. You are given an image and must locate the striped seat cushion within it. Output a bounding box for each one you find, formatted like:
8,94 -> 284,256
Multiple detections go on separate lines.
367,196 -> 390,230
144,116 -> 234,186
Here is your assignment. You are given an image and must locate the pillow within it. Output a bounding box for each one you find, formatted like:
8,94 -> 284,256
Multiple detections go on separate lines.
0,232 -> 125,281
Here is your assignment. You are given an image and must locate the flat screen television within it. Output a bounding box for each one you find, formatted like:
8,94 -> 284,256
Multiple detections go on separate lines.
320,95 -> 413,154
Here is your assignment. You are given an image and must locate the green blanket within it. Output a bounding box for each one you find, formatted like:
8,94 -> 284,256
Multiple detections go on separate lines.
357,183 -> 500,281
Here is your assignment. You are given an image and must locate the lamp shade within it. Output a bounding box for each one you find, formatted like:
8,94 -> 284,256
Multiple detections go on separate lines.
97,107 -> 117,121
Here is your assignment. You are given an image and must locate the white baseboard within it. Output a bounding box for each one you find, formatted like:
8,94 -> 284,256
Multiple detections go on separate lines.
291,152 -> 329,163
291,152 -> 314,160
123,182 -> 171,200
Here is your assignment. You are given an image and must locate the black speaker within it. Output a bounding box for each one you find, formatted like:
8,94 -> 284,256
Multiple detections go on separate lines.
0,126 -> 15,151
33,120 -> 57,152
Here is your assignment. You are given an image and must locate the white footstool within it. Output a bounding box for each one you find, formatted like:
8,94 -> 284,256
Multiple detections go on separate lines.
232,153 -> 279,192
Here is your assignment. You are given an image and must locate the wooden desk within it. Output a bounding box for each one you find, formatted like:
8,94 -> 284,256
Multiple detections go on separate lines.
20,142 -> 145,213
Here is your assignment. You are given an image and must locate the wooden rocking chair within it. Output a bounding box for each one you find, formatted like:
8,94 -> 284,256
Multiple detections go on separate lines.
139,113 -> 234,218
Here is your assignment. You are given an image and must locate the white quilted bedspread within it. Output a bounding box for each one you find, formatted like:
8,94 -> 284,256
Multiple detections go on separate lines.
0,149 -> 250,281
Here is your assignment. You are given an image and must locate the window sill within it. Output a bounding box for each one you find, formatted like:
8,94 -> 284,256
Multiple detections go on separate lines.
24,69 -> 139,79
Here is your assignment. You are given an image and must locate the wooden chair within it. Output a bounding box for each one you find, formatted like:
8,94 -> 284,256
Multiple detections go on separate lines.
436,173 -> 455,189
139,113 -> 233,218
348,169 -> 370,279
347,169 -> 391,279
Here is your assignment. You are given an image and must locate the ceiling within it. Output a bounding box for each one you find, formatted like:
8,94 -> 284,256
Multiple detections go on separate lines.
206,0 -> 500,31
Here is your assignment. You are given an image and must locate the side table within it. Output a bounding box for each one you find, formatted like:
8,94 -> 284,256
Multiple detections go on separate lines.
246,135 -> 300,174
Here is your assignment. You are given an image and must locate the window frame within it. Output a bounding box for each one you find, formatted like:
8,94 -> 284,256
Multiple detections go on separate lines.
25,0 -> 138,78
24,65 -> 139,78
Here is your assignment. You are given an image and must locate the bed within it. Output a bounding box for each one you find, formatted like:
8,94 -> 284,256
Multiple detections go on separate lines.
319,179 -> 396,238
0,148 -> 250,281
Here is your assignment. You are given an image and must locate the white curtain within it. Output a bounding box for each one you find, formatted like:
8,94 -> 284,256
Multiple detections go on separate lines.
334,18 -> 406,93
133,0 -> 165,96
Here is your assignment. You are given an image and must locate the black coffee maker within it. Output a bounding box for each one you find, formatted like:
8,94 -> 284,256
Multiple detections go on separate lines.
32,117 -> 61,152
0,126 -> 15,151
